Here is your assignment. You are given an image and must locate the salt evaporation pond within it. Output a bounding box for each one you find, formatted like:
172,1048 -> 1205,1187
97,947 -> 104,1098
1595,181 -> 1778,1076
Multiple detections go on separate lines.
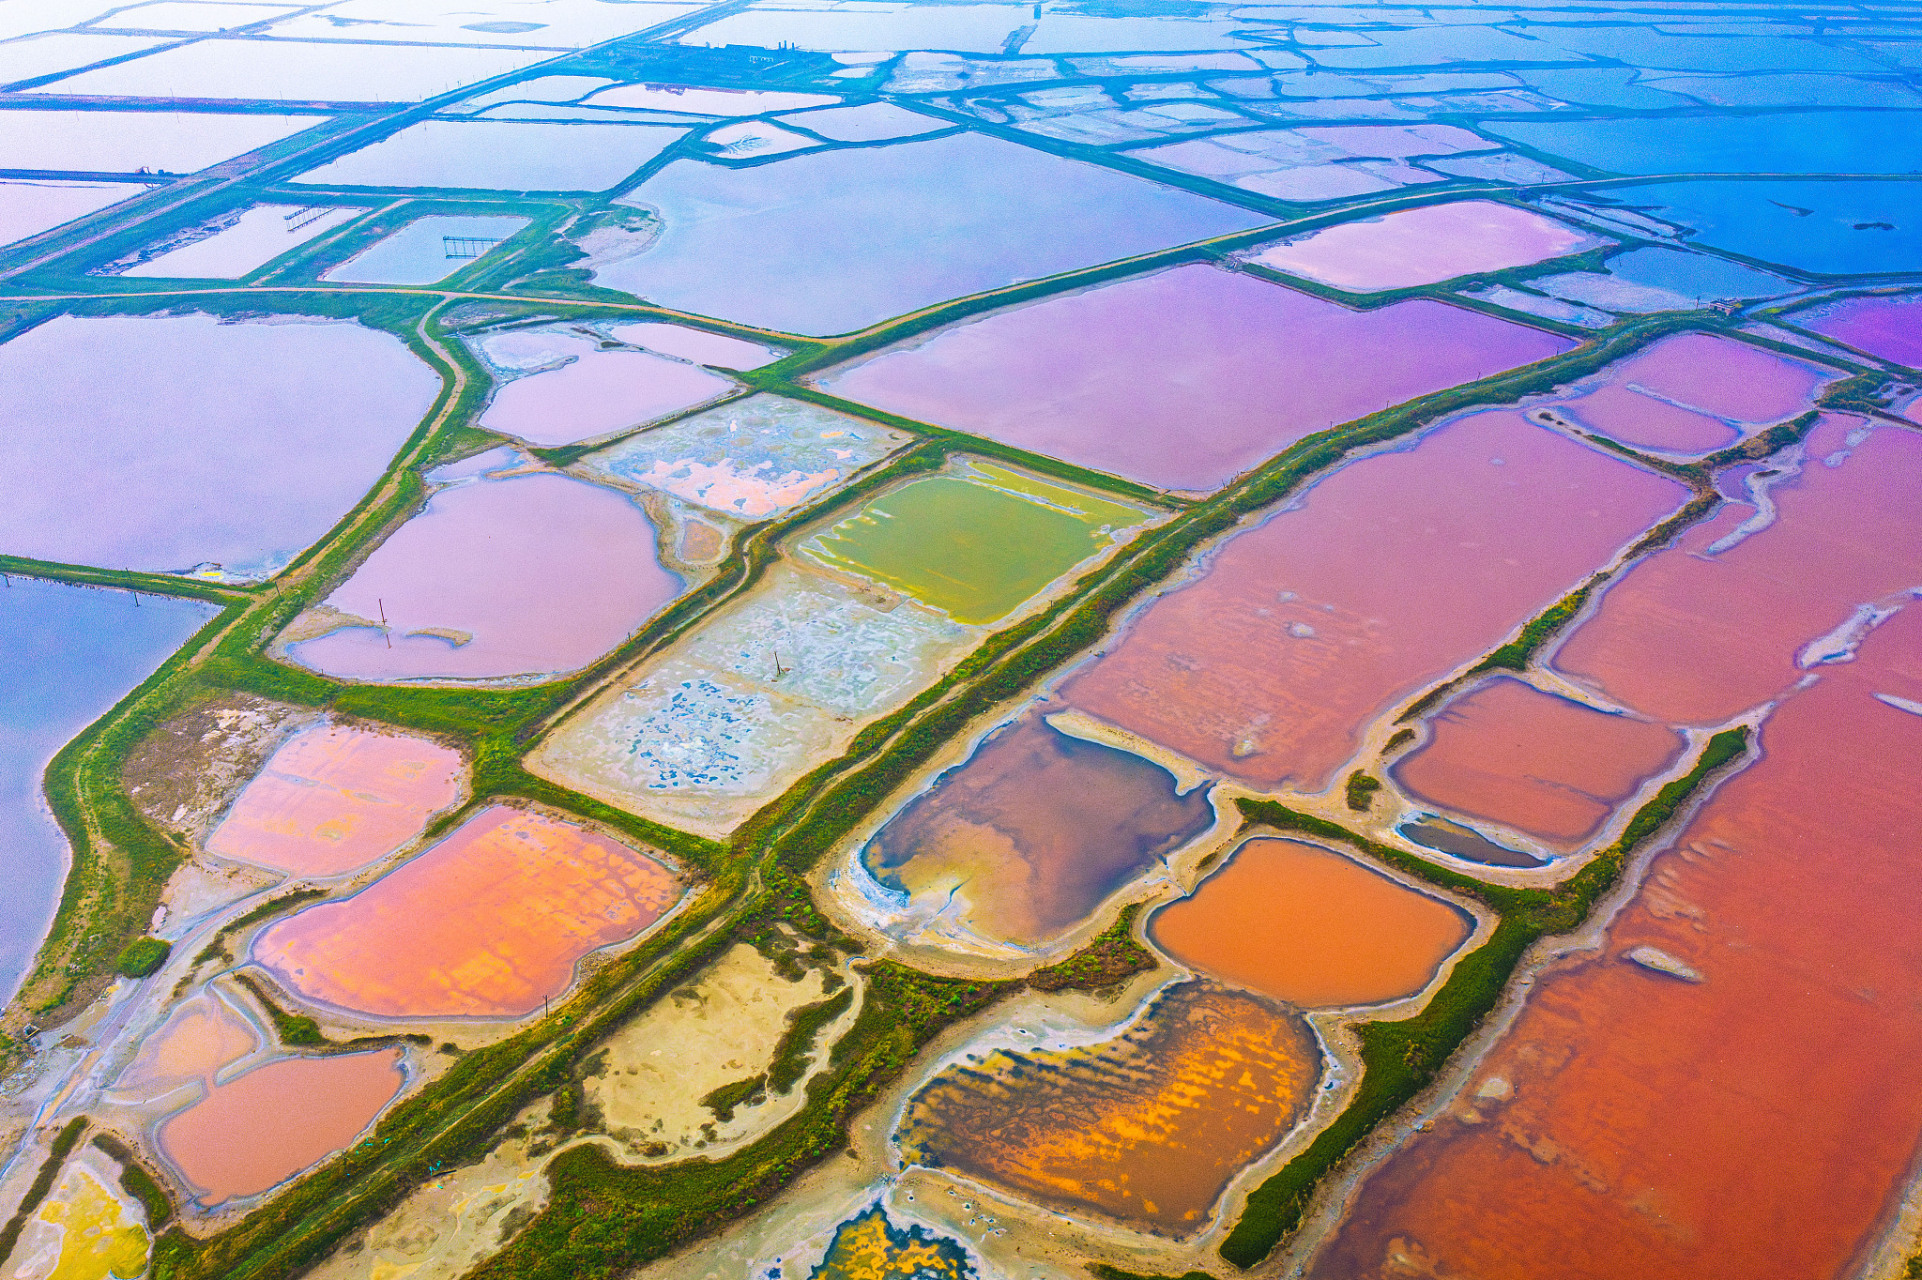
609,321 -> 783,370
779,103 -> 949,142
121,203 -> 364,278
1310,608 -> 1922,1280
1062,411 -> 1689,792
1555,416 -> 1922,726
527,564 -> 970,837
158,1049 -> 406,1205
860,711 -> 1215,950
0,312 -> 440,578
598,131 -> 1270,334
114,991 -> 260,1101
475,330 -> 737,447
897,980 -> 1320,1234
1531,246 -> 1793,316
582,84 -> 841,114
1150,838 -> 1471,1008
15,1157 -> 149,1280
205,722 -> 465,876
578,394 -> 908,521
0,179 -> 142,249
1591,180 -> 1922,276
0,580 -> 214,1001
1393,677 -> 1685,847
254,805 -> 683,1019
0,109 -> 320,175
286,472 -> 686,682
293,120 -> 685,192
1793,292 -> 1922,369
798,462 -> 1152,625
1246,200 -> 1606,292
322,215 -> 530,285
817,264 -> 1574,492
806,1206 -> 974,1280
1488,110 -> 1922,177
1539,331 -> 1835,458
33,38 -> 547,103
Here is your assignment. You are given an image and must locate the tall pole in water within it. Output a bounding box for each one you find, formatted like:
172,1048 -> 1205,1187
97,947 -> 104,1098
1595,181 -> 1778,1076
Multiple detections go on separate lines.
379,598 -> 391,648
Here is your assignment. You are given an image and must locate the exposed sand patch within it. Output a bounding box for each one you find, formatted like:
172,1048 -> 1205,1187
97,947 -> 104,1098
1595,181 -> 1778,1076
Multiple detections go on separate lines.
583,943 -> 853,1162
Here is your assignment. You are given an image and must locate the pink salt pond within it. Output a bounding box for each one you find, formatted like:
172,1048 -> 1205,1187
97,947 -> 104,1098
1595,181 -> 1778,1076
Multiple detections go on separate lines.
815,263 -> 1574,492
479,337 -> 737,446
1247,200 -> 1606,293
158,1048 -> 405,1205
253,805 -> 683,1019
1792,292 -> 1922,370
286,472 -> 685,682
1552,332 -> 1838,459
115,992 -> 260,1100
206,722 -> 464,877
1554,415 -> 1922,726
1393,676 -> 1686,847
1061,410 -> 1689,792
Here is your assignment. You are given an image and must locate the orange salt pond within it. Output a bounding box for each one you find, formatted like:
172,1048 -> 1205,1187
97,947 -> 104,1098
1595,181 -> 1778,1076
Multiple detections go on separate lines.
1062,411 -> 1688,792
897,980 -> 1319,1234
114,991 -> 259,1099
158,1049 -> 405,1205
1393,677 -> 1685,847
1309,604 -> 1922,1280
1555,415 -> 1922,725
253,805 -> 682,1019
1150,838 -> 1470,1008
205,722 -> 464,877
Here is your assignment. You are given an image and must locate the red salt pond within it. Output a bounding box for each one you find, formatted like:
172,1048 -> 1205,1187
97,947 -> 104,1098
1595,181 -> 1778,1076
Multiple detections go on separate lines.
1555,332 -> 1837,458
1555,415 -> 1922,725
1062,411 -> 1689,792
253,805 -> 682,1019
287,473 -> 685,682
815,263 -> 1573,492
1393,676 -> 1686,847
158,1048 -> 405,1205
206,722 -> 464,877
1247,200 -> 1605,293
1309,605 -> 1922,1280
1150,838 -> 1471,1008
479,343 -> 736,447
1792,291 -> 1922,369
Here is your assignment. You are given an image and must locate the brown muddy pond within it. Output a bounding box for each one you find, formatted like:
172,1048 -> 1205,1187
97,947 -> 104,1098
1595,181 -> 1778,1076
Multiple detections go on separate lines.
897,980 -> 1320,1234
158,1048 -> 405,1205
1554,415 -> 1922,725
1310,605 -> 1922,1280
859,710 -> 1215,949
1062,411 -> 1689,792
1150,838 -> 1471,1008
1393,677 -> 1686,847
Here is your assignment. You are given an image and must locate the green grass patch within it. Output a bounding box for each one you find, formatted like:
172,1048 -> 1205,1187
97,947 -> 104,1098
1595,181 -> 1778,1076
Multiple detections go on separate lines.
92,1133 -> 174,1228
1344,772 -> 1382,813
766,987 -> 855,1095
114,937 -> 171,979
233,974 -> 326,1048
699,1075 -> 767,1123
1027,903 -> 1158,993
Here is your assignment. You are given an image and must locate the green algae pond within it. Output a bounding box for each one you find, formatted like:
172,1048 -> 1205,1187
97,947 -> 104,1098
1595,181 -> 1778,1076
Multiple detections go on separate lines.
797,461 -> 1153,625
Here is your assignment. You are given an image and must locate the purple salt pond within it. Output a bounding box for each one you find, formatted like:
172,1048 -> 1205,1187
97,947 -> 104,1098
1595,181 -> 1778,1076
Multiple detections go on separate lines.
1247,200 -> 1607,293
1792,292 -> 1922,370
286,472 -> 683,682
816,263 -> 1574,492
479,337 -> 737,447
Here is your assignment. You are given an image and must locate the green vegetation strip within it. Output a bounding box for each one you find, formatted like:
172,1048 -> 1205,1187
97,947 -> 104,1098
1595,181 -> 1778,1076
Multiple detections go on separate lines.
1026,903 -> 1158,993
1219,726 -> 1751,1268
0,1116 -> 88,1267
91,1133 -> 174,1229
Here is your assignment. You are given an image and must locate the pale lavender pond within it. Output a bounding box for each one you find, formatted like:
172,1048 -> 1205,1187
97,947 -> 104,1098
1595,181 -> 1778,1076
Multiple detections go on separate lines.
817,263 -> 1575,491
287,471 -> 684,682
598,131 -> 1271,335
0,313 -> 440,578
1792,292 -> 1922,369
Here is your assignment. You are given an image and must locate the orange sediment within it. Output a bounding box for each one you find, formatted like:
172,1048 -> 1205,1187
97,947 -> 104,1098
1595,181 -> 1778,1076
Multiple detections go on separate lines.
1392,677 -> 1685,846
1309,606 -> 1922,1280
253,804 -> 683,1019
206,722 -> 465,877
897,980 -> 1320,1234
1150,838 -> 1472,1008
